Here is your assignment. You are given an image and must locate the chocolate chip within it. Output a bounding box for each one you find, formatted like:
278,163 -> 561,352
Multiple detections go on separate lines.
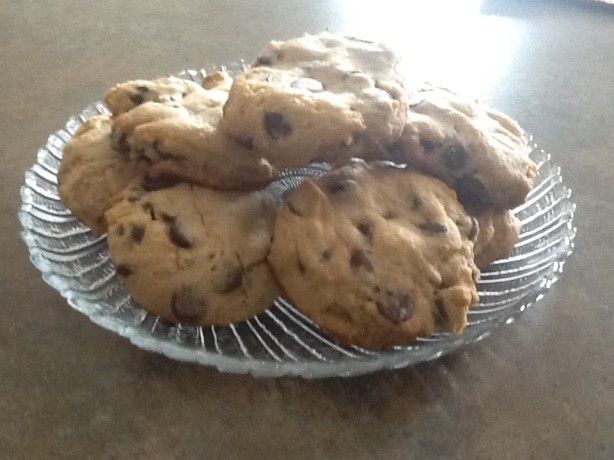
419,222 -> 448,234
443,145 -> 466,170
160,213 -> 176,223
116,224 -> 125,237
322,249 -> 332,261
412,196 -> 423,210
253,55 -> 273,67
264,111 -> 292,140
131,224 -> 145,244
141,202 -> 156,220
167,219 -> 193,249
96,213 -> 107,226
116,264 -> 132,277
129,92 -> 145,106
127,86 -> 150,107
356,222 -> 374,243
297,259 -> 306,275
326,180 -> 347,194
383,210 -> 397,220
110,131 -> 129,155
468,216 -> 479,241
219,269 -> 243,294
386,140 -> 406,163
350,249 -> 374,272
376,293 -> 412,324
455,175 -> 488,207
420,138 -> 436,152
171,286 -> 206,323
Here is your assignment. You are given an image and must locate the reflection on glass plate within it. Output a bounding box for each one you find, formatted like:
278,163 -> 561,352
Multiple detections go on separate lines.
19,67 -> 576,378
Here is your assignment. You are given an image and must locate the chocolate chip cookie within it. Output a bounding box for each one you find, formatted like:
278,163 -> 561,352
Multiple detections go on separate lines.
220,32 -> 408,169
110,78 -> 276,191
388,86 -> 537,210
268,160 -> 479,349
58,115 -> 139,236
105,183 -> 280,325
473,209 -> 521,268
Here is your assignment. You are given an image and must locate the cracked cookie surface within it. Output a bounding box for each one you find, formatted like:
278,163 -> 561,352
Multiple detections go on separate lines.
110,72 -> 276,191
105,183 -> 280,325
268,160 -> 480,349
220,32 -> 408,169
58,115 -> 139,236
388,86 -> 537,210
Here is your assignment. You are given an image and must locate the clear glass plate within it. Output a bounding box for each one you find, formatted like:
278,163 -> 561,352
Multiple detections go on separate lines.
18,67 -> 577,378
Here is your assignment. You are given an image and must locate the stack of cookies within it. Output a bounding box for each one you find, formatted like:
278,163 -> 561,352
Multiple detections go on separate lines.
58,32 -> 537,349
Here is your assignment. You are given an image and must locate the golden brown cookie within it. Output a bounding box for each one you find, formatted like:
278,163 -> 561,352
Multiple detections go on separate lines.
109,75 -> 276,191
105,183 -> 281,325
388,86 -> 537,210
268,160 -> 480,349
253,32 -> 408,146
58,115 -> 139,236
220,32 -> 408,170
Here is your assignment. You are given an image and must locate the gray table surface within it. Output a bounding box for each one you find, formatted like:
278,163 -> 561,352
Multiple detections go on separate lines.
2,1 -> 613,458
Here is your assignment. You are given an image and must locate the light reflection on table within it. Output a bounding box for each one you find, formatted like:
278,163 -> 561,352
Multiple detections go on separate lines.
331,0 -> 522,99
